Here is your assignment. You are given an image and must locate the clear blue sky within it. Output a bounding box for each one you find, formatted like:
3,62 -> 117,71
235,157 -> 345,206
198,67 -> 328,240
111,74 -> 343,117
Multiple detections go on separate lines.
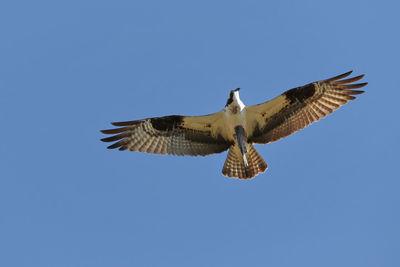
1,1 -> 399,266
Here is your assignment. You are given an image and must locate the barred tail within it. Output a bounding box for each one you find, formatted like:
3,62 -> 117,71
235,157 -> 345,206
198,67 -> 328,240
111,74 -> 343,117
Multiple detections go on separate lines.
222,144 -> 268,179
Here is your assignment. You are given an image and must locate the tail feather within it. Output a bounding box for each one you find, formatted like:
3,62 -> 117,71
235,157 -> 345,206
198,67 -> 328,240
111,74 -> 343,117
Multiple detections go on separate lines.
222,144 -> 268,179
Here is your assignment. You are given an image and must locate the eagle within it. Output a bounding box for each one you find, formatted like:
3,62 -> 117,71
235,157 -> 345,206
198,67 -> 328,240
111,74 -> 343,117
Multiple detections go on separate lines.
101,71 -> 367,179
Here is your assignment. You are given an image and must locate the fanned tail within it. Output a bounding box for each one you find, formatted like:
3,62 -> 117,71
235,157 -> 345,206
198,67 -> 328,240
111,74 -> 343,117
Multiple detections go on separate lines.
222,144 -> 268,179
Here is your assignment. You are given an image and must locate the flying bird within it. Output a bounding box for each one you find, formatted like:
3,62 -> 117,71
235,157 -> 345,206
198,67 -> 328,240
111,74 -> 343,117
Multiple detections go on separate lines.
101,71 -> 367,179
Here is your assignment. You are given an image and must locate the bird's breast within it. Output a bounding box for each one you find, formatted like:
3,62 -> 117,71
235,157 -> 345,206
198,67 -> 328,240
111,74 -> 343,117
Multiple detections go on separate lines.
222,107 -> 247,141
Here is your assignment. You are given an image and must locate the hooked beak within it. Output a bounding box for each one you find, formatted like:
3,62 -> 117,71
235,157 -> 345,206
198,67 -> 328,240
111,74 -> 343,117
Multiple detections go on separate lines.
234,88 -> 240,92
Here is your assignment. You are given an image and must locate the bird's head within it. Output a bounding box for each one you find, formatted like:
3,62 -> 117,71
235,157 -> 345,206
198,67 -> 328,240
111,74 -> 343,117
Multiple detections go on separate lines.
225,88 -> 241,107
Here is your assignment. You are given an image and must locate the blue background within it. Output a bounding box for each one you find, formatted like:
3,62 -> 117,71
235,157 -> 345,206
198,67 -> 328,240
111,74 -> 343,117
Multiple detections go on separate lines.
1,1 -> 399,266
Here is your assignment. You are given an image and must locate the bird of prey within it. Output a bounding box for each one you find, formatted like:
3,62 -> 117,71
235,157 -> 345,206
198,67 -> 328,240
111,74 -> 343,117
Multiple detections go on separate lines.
101,71 -> 367,179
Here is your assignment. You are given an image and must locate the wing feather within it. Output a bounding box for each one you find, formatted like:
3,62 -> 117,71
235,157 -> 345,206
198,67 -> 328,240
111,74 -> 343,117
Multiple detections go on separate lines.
247,71 -> 367,144
101,112 -> 232,156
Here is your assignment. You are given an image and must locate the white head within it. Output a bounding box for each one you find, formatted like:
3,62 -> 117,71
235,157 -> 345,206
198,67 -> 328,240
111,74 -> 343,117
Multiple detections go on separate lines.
225,88 -> 245,110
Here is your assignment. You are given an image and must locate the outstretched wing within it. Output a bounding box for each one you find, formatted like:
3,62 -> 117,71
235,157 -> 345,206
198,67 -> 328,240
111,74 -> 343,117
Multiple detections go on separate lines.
100,112 -> 232,156
246,71 -> 367,144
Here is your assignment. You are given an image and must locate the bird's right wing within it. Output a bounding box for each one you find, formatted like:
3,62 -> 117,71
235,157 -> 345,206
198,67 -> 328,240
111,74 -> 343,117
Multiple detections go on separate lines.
101,112 -> 232,156
246,71 -> 367,144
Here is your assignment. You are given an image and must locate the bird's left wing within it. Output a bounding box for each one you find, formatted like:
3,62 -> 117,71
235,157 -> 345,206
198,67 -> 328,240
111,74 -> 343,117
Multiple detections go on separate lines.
101,112 -> 232,156
246,71 -> 367,144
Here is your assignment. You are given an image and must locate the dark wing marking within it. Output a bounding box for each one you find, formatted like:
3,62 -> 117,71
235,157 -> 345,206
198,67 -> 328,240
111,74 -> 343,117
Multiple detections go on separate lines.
246,71 -> 367,144
100,112 -> 232,156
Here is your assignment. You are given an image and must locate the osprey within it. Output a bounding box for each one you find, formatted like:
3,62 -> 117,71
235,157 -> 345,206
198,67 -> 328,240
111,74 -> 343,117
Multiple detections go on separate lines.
101,71 -> 366,179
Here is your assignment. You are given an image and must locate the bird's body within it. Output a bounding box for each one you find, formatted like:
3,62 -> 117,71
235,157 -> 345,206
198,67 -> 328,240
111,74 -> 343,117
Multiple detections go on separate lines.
101,71 -> 367,179
222,89 -> 246,140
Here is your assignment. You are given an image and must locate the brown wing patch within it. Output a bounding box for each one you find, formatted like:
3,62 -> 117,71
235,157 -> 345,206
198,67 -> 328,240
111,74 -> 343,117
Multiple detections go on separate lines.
150,115 -> 183,131
284,83 -> 316,104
